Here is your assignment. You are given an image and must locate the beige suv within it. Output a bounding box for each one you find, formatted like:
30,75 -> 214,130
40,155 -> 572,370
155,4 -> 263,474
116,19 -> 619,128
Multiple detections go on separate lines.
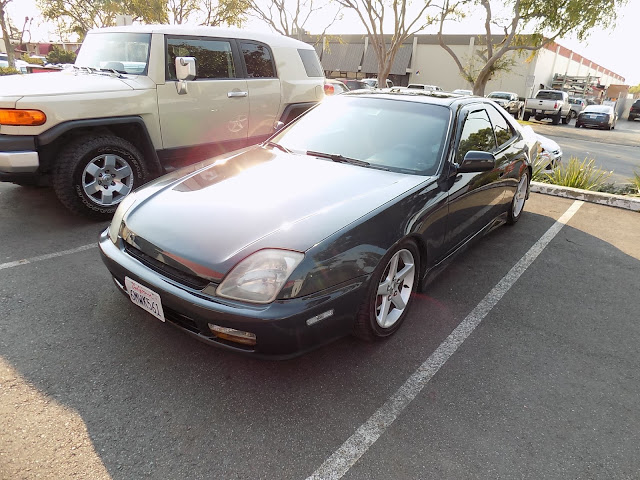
0,25 -> 324,218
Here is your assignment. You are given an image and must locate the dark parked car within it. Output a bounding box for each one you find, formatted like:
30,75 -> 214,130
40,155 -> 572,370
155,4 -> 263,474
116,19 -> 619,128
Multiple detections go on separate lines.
628,99 -> 640,121
341,79 -> 373,91
324,78 -> 350,95
575,104 -> 618,130
99,92 -> 533,358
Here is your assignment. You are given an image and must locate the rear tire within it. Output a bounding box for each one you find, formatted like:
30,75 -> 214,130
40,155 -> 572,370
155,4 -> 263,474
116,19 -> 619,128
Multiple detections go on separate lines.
523,112 -> 531,121
352,240 -> 420,342
507,170 -> 529,225
552,112 -> 561,125
53,134 -> 148,220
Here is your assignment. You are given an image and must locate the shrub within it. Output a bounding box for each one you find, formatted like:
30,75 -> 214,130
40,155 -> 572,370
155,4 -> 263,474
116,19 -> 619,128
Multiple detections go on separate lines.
46,46 -> 76,65
21,54 -> 44,66
536,156 -> 612,191
629,171 -> 640,196
0,66 -> 20,75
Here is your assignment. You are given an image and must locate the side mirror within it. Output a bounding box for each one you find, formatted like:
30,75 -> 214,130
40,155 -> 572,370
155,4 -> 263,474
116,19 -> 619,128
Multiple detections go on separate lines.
457,151 -> 495,173
175,57 -> 196,95
273,121 -> 285,131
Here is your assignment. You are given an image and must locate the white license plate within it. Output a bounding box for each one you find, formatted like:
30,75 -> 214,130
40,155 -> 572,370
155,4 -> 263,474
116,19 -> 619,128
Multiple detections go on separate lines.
588,114 -> 597,119
125,277 -> 165,322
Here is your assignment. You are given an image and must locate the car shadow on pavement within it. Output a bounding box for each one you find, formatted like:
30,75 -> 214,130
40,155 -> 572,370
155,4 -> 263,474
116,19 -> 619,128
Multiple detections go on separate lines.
1,209 -> 639,479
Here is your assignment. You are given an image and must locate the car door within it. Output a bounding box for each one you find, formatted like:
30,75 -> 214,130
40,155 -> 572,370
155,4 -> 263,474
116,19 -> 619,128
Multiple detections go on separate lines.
157,35 -> 249,160
239,41 -> 282,142
445,105 -> 506,250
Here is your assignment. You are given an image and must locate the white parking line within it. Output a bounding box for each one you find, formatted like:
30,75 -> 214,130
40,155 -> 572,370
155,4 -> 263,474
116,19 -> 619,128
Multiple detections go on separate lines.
306,200 -> 584,480
0,243 -> 98,271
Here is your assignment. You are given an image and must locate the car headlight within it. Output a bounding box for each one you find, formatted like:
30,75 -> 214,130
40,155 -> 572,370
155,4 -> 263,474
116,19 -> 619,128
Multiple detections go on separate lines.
108,191 -> 139,243
217,249 -> 304,304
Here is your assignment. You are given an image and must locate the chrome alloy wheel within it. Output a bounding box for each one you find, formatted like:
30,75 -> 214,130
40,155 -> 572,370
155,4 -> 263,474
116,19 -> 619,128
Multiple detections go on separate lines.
512,173 -> 528,218
375,248 -> 416,329
82,154 -> 133,206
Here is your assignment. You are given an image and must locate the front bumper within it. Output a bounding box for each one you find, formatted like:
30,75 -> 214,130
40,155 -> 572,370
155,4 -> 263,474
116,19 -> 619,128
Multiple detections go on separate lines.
99,230 -> 368,358
0,134 -> 40,175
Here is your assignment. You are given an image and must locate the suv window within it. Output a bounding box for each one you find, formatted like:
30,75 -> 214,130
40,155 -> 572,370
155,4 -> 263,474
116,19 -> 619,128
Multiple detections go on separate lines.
457,109 -> 497,163
297,49 -> 323,77
633,100 -> 640,108
486,104 -> 515,148
166,37 -> 236,80
241,42 -> 275,78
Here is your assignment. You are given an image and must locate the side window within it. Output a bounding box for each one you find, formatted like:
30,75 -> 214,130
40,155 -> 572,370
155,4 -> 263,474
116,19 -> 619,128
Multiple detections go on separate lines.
297,48 -> 323,77
457,109 -> 496,163
486,104 -> 516,149
166,37 -> 236,81
240,42 -> 275,78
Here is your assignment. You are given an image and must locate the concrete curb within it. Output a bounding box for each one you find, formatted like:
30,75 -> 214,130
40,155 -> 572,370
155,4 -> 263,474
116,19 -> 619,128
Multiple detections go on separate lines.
531,181 -> 640,212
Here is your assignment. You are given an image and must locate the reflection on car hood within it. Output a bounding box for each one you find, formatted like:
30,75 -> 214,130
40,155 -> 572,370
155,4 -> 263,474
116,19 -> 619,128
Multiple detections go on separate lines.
124,147 -> 429,278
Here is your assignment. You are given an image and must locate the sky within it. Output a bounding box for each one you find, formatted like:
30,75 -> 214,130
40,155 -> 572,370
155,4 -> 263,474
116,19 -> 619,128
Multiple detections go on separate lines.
6,0 -> 640,85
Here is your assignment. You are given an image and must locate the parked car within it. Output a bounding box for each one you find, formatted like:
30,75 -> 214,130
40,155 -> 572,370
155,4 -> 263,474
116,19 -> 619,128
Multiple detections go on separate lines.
568,97 -> 587,119
534,133 -> 562,173
575,104 -> 618,130
99,91 -> 534,358
0,25 -> 324,218
407,83 -> 442,91
0,54 -> 28,73
628,99 -> 640,121
341,79 -> 372,91
324,78 -> 350,95
452,89 -> 473,95
362,77 -> 394,88
487,91 -> 524,118
524,89 -> 572,124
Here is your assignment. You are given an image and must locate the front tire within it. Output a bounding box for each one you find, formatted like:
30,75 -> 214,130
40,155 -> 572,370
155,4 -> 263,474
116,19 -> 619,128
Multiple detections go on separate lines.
353,240 -> 420,341
507,170 -> 529,225
53,135 -> 148,219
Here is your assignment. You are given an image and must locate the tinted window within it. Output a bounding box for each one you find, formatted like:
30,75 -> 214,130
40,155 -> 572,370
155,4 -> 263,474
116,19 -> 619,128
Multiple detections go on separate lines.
536,91 -> 563,100
273,97 -> 450,175
297,49 -> 323,77
241,42 -> 275,78
166,37 -> 235,80
457,109 -> 496,163
486,104 -> 515,148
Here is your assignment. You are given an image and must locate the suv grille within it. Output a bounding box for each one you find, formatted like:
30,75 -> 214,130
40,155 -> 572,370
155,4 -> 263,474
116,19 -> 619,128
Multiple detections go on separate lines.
124,243 -> 211,290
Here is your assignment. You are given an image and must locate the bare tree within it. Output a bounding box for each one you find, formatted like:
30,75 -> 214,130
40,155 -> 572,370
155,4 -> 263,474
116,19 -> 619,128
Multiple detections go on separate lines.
168,0 -> 246,26
335,0 -> 438,87
438,0 -> 628,96
0,0 -> 15,68
246,0 -> 342,40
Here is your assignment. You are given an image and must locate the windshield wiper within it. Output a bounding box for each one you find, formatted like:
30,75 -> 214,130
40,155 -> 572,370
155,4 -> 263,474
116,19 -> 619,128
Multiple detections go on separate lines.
307,150 -> 370,167
264,140 -> 292,153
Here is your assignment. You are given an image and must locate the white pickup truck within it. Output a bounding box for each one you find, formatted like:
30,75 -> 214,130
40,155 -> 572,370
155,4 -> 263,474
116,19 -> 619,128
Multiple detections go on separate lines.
523,90 -> 572,125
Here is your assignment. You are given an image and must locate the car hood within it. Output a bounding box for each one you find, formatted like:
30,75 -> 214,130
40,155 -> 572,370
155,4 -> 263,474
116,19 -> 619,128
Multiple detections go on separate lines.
123,147 -> 429,280
0,71 -> 134,98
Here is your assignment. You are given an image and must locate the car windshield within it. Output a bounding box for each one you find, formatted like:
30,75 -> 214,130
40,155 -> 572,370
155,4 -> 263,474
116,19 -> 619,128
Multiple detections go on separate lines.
272,96 -> 450,176
75,32 -> 151,75
489,93 -> 511,100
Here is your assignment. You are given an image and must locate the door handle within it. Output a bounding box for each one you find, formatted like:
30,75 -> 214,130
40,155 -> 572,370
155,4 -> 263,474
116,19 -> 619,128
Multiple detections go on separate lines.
228,91 -> 248,98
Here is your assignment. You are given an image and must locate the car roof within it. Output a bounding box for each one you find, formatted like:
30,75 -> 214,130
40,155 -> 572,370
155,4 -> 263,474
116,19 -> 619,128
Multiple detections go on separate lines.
343,89 -> 485,108
87,24 -> 315,49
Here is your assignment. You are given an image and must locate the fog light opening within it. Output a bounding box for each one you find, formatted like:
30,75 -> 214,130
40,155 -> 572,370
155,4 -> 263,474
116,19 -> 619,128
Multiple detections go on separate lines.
306,309 -> 334,327
208,324 -> 257,346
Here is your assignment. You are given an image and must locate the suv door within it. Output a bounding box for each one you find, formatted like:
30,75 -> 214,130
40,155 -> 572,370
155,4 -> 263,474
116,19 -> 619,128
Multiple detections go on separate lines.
239,41 -> 281,141
157,35 -> 249,161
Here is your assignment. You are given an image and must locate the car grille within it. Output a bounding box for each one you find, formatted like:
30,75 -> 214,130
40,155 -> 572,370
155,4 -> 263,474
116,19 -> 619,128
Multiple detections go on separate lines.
124,243 -> 211,291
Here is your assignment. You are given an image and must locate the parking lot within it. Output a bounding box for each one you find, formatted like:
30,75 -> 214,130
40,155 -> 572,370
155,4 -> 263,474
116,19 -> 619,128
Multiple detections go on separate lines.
1,179 -> 639,479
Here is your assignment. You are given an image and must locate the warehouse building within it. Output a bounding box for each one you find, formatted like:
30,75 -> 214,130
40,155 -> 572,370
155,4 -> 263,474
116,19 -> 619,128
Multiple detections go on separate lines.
308,33 -> 625,102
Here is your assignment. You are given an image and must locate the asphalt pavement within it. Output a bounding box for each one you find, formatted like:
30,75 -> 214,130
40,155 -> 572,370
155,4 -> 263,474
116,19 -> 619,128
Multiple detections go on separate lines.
1,183 -> 639,479
529,117 -> 640,185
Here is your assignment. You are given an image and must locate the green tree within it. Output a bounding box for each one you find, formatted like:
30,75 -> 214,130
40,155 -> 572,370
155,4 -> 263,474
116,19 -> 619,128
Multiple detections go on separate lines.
630,84 -> 640,94
438,0 -> 629,96
335,0 -> 438,88
46,45 -> 77,64
37,0 -> 168,40
167,0 -> 246,26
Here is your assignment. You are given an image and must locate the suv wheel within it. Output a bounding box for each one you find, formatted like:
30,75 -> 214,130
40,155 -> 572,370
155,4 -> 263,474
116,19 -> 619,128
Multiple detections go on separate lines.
53,134 -> 148,219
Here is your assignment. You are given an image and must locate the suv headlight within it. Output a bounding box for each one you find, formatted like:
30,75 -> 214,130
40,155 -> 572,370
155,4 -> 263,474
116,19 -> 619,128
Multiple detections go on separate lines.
108,192 -> 139,243
217,249 -> 304,304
